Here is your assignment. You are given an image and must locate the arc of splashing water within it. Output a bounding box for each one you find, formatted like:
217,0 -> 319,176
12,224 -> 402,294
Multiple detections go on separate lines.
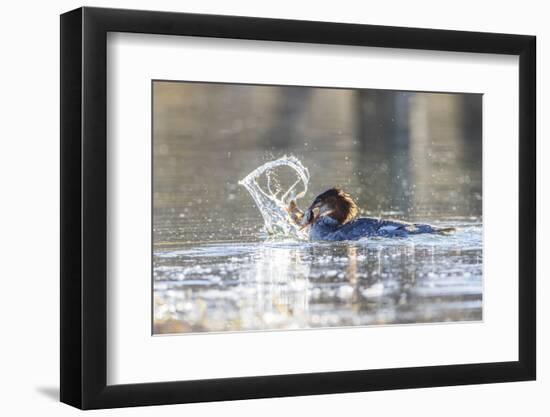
239,155 -> 310,202
238,156 -> 310,236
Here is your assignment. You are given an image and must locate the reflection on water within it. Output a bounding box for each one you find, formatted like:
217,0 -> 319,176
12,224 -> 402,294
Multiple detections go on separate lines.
154,225 -> 481,333
152,81 -> 482,334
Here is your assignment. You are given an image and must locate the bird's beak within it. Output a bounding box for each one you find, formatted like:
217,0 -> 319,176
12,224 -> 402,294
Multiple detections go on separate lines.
300,206 -> 320,229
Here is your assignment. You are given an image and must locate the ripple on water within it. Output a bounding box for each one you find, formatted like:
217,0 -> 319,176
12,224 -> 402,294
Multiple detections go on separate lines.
153,221 -> 482,333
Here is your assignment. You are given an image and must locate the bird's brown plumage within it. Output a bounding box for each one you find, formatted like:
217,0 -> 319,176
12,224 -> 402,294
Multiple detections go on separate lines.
307,188 -> 359,225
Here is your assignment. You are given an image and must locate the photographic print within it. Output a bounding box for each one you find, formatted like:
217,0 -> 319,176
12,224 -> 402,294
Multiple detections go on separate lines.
152,81 -> 482,335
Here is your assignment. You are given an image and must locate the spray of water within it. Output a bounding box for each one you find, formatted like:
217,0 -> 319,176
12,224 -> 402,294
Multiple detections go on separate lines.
239,155 -> 310,238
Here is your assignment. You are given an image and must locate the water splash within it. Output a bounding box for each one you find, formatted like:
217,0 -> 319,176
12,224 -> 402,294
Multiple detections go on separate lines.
239,155 -> 310,238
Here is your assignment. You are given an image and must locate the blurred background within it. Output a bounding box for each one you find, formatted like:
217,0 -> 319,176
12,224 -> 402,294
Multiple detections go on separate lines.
153,81 -> 481,244
152,81 -> 483,334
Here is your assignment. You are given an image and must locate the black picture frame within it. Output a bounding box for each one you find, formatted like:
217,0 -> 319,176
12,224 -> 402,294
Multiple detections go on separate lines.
60,6 -> 536,410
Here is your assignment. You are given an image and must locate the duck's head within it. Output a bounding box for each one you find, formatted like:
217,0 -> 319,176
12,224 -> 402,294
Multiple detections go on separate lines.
302,188 -> 358,227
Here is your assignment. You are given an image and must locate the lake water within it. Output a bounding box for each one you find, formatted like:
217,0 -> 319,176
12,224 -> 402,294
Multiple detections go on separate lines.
152,82 -> 482,334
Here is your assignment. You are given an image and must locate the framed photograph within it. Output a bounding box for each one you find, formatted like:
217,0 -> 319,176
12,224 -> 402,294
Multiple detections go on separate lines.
60,6 -> 536,409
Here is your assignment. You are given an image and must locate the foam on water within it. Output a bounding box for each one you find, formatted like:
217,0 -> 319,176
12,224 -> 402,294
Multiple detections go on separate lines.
238,155 -> 309,238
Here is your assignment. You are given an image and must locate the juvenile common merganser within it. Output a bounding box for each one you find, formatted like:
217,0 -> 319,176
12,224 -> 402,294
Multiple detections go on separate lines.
288,188 -> 455,241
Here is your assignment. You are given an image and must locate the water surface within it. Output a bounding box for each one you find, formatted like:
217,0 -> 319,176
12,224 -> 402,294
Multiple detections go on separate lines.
154,222 -> 481,333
